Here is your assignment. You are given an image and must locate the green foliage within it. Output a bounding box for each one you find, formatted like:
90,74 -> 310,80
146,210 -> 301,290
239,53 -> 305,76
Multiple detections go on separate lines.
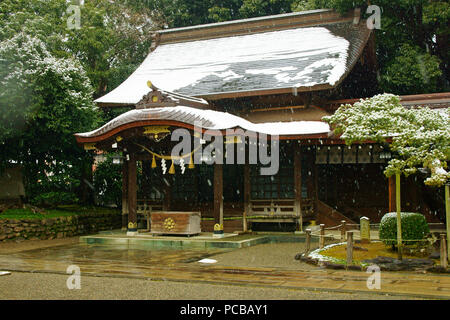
141,0 -> 294,27
0,205 -> 120,220
93,155 -> 122,207
323,93 -> 450,186
31,192 -> 79,208
379,212 -> 430,246
380,44 -> 442,94
0,32 -> 99,201
65,0 -> 155,98
239,0 -> 294,18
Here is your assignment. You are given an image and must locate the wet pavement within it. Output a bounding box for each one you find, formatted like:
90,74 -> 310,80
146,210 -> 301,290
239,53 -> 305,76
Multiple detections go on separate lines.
0,242 -> 449,299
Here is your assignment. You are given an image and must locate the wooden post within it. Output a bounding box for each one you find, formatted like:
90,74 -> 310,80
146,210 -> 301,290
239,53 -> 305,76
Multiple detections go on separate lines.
305,229 -> 311,254
319,224 -> 325,248
346,231 -> 354,267
294,141 -> 303,232
446,184 -> 449,264
243,163 -> 250,233
441,234 -> 448,269
341,220 -> 346,242
388,175 -> 396,212
214,164 -> 224,236
396,172 -> 403,260
121,161 -> 129,231
127,153 -> 138,235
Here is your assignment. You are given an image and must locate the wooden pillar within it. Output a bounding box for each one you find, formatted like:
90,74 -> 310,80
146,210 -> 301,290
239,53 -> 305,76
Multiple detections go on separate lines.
319,224 -> 325,248
121,161 -> 129,230
346,231 -> 354,267
294,142 -> 303,232
214,163 -> 224,233
388,175 -> 396,212
305,229 -> 311,254
445,184 -> 449,263
396,172 -> 403,260
440,234 -> 448,269
127,153 -> 138,235
313,150 -> 318,217
340,220 -> 346,242
243,163 -> 250,232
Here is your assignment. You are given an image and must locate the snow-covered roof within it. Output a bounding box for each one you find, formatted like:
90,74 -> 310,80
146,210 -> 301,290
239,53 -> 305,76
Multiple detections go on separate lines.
75,106 -> 330,141
95,20 -> 371,105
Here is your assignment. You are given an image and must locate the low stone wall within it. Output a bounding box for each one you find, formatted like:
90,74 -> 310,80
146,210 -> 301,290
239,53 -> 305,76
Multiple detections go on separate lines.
0,213 -> 122,242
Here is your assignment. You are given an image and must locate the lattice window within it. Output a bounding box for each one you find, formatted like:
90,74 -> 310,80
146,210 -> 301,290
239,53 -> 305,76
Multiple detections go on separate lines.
170,168 -> 198,202
250,143 -> 295,199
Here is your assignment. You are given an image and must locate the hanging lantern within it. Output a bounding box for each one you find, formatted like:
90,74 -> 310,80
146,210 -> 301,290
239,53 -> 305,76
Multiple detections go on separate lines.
151,155 -> 157,168
169,160 -> 175,174
112,155 -> 123,165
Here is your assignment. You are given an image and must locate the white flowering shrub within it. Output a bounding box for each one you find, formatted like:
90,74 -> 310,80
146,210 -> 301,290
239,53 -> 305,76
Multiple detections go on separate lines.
323,93 -> 450,187
0,32 -> 99,202
0,33 -> 97,140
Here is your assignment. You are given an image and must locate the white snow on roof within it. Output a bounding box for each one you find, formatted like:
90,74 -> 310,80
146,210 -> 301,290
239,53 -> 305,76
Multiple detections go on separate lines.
95,27 -> 349,105
77,106 -> 330,138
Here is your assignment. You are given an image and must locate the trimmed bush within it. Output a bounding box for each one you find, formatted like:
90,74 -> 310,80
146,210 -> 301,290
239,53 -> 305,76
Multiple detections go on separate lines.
31,192 -> 78,208
379,212 -> 430,246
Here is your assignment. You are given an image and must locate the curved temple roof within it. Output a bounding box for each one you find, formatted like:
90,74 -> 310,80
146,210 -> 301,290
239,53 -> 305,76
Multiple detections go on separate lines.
75,106 -> 330,143
95,18 -> 371,105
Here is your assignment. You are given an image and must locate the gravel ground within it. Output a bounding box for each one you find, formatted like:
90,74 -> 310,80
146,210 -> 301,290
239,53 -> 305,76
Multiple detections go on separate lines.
211,241 -> 331,270
0,272 -> 416,300
0,237 -> 423,300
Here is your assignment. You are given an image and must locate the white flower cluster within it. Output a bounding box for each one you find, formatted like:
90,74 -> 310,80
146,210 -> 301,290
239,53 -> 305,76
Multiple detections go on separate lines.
0,32 -> 94,109
323,93 -> 450,187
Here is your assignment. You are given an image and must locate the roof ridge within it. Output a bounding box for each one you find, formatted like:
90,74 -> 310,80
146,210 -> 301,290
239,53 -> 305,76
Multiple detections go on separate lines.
155,9 -> 351,45
157,9 -> 333,34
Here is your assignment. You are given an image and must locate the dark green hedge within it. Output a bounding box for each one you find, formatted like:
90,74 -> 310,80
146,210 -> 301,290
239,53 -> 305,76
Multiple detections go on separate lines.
379,212 -> 430,246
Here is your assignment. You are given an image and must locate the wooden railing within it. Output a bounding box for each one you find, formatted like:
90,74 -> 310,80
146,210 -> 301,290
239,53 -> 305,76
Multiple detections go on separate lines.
248,198 -> 315,222
315,199 -> 356,225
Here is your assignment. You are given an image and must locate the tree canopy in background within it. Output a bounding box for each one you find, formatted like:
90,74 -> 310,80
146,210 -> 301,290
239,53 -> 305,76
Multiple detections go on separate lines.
0,0 -> 155,204
0,0 -> 449,206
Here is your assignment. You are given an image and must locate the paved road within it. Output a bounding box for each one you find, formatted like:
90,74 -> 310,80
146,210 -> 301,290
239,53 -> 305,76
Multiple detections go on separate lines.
0,271 -> 414,300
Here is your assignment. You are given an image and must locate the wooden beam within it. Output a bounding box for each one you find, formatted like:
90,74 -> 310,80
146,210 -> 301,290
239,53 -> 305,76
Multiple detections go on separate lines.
127,153 -> 138,234
214,164 -> 224,229
294,141 -> 303,232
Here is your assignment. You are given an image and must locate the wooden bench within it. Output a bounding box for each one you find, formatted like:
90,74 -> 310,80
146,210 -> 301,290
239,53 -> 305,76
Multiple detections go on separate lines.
137,199 -> 164,231
247,198 -> 315,225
